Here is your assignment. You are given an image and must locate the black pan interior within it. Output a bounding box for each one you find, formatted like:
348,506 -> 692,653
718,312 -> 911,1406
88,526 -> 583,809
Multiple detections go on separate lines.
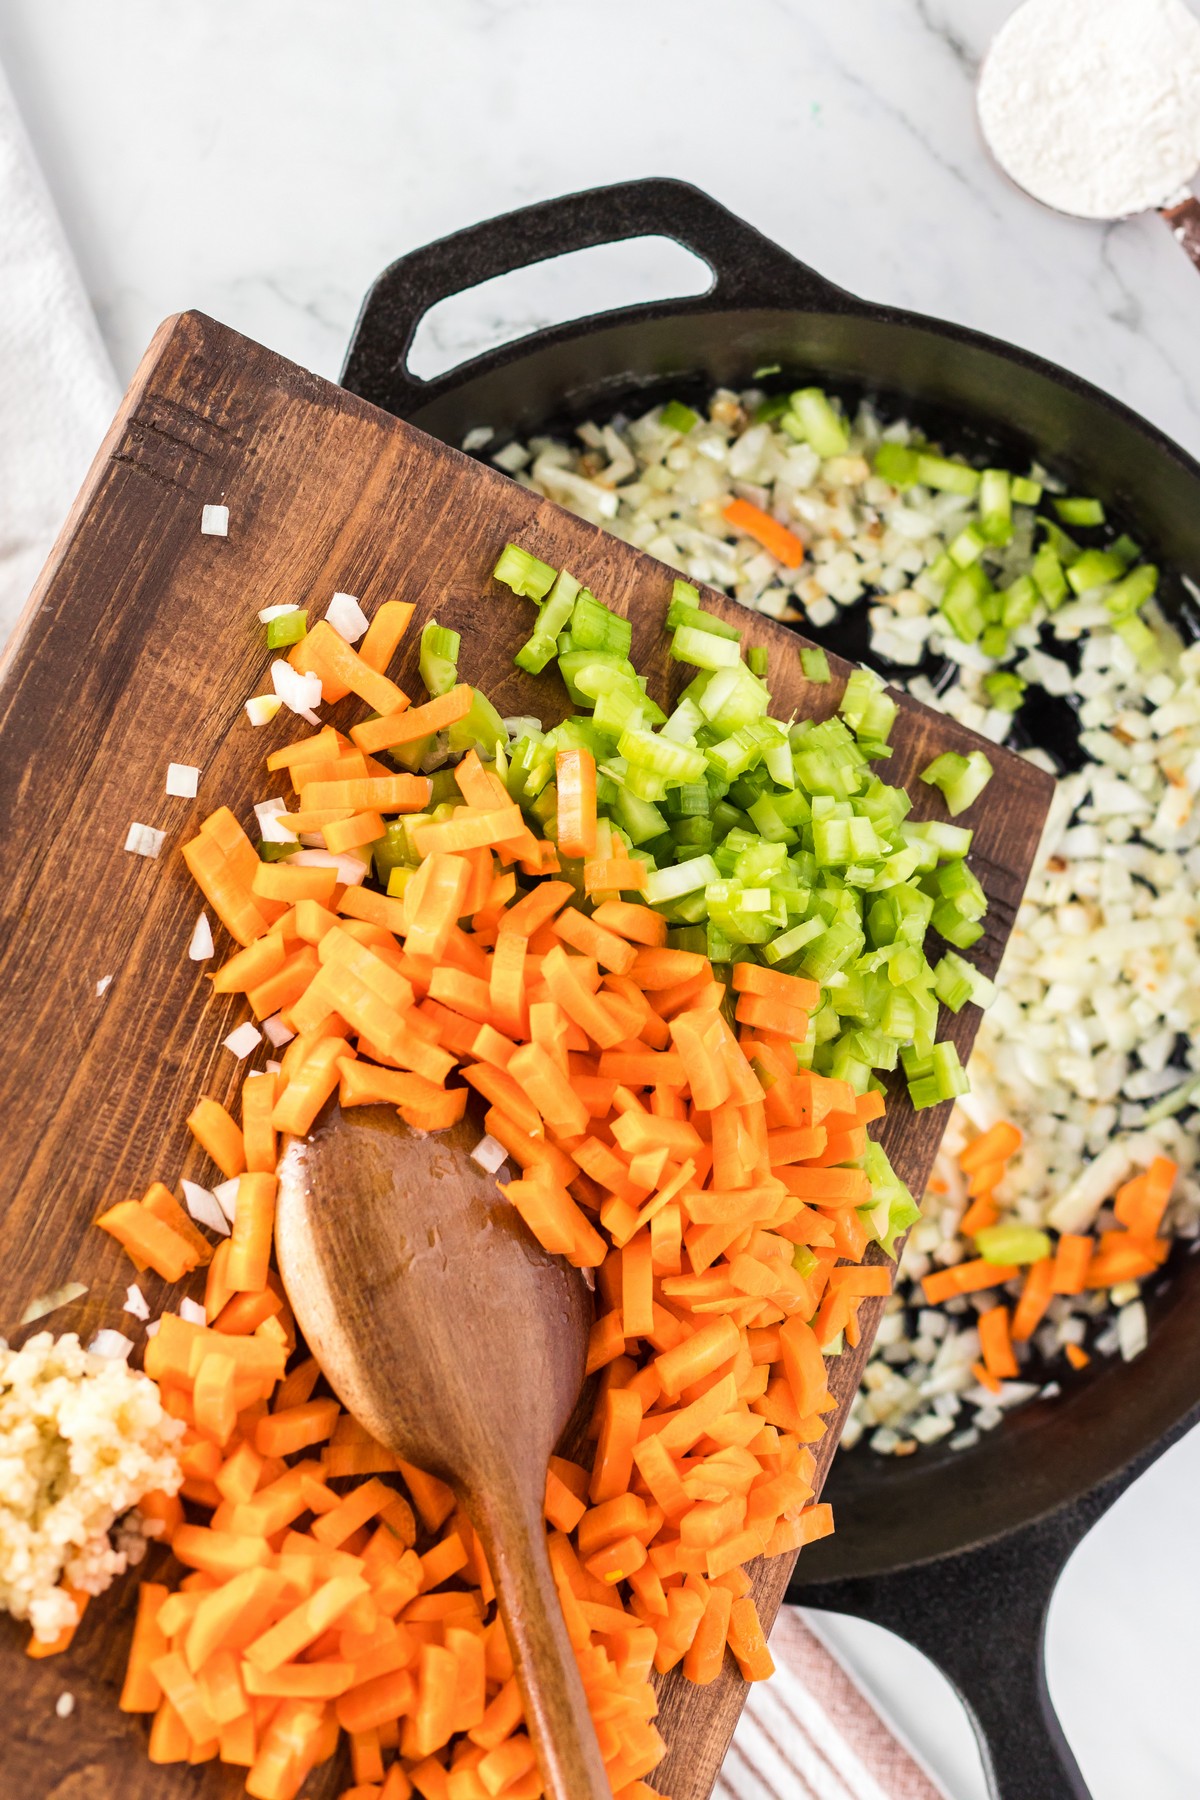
376,301 -> 1200,1575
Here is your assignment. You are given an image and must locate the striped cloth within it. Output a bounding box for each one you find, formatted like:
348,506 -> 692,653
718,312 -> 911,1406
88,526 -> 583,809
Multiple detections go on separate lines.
714,1611 -> 950,1800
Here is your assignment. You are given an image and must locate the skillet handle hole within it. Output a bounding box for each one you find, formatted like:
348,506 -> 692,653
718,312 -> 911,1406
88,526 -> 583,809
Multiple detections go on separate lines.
405,236 -> 712,382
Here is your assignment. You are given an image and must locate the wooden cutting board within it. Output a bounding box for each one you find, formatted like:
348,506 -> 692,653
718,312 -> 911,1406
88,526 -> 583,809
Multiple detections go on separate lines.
0,313 -> 1053,1800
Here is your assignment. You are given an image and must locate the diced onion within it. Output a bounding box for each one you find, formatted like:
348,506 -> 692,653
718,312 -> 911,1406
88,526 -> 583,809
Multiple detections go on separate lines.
325,591 -> 369,643
19,1281 -> 88,1325
188,912 -> 214,962
88,1330 -> 134,1360
122,1284 -> 150,1321
212,1178 -> 241,1225
200,503 -> 229,537
124,822 -> 165,859
165,762 -> 200,799
179,1298 -> 206,1326
222,1022 -> 263,1060
245,694 -> 283,727
183,1180 -> 230,1236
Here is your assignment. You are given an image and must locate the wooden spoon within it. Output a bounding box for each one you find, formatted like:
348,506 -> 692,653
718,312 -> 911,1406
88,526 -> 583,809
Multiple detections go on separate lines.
275,1101 -> 609,1800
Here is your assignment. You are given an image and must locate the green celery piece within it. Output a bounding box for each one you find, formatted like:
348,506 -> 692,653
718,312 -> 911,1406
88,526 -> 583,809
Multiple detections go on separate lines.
1053,495 -> 1105,528
754,394 -> 792,424
660,399 -> 698,434
665,599 -> 743,640
570,594 -> 633,658
1114,614 -> 1161,668
1038,516 -> 1079,562
671,624 -> 744,670
800,644 -> 831,683
916,453 -> 980,496
981,624 -> 1009,660
839,667 -> 897,746
975,1224 -> 1052,1265
265,611 -> 307,649
539,569 -> 582,639
618,726 -> 707,784
940,573 -> 987,643
747,646 -> 769,678
1001,575 -> 1039,628
872,442 -> 920,488
1031,543 -> 1068,610
932,901 -> 984,949
419,619 -> 461,697
1067,548 -> 1127,596
446,688 -> 507,759
948,524 -> 987,568
642,853 -> 720,906
1104,563 -> 1157,619
789,388 -> 850,458
611,785 -> 667,845
257,839 -> 295,863
493,542 -> 557,601
1011,475 -> 1043,506
984,670 -> 1027,713
978,469 -> 1013,545
921,750 -> 993,816
1109,533 -> 1140,566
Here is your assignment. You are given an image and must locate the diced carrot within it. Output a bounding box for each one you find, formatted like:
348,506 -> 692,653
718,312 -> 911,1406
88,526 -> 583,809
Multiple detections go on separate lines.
978,1305 -> 1018,1381
188,1097 -> 247,1179
1051,1233 -> 1093,1295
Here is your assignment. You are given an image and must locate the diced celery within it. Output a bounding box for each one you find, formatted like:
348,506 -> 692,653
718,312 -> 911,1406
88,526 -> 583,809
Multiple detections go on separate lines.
921,749 -> 992,816
754,394 -> 791,423
660,399 -> 698,434
493,542 -> 557,601
975,1224 -> 1051,1265
940,572 -> 987,643
979,469 -> 1012,545
984,670 -> 1027,712
800,644 -> 831,683
1011,475 -> 1043,506
1103,563 -> 1157,619
839,667 -> 897,746
1053,496 -> 1105,527
1067,548 -> 1127,596
747,646 -> 769,677
872,442 -> 920,488
916,453 -> 980,496
948,524 -> 987,568
1001,575 -> 1039,628
419,620 -> 461,697
981,624 -> 1009,660
265,611 -> 307,649
1031,542 -> 1068,610
571,594 -> 633,658
789,388 -> 850,458
642,853 -> 720,905
618,727 -> 707,785
670,624 -> 744,670
446,688 -> 508,759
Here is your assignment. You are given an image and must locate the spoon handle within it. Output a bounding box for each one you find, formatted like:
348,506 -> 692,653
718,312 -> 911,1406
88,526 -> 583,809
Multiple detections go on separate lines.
1162,195 -> 1200,275
474,1477 -> 613,1800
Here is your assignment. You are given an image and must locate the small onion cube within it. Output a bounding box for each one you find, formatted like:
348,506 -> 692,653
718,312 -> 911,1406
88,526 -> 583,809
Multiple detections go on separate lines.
271,659 -> 322,724
188,912 -> 214,962
201,503 -> 229,537
123,1284 -> 150,1321
212,1177 -> 241,1225
325,591 -> 369,643
258,603 -> 304,623
124,822 -> 166,859
165,762 -> 200,799
262,1013 -> 296,1049
254,798 -> 294,844
470,1134 -> 508,1175
96,975 -> 113,998
183,1180 -> 230,1236
179,1298 -> 206,1326
88,1329 -> 134,1360
245,694 -> 283,727
223,1021 -> 262,1060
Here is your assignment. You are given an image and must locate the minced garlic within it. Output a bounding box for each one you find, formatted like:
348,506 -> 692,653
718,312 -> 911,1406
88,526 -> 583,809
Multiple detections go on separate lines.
0,1332 -> 183,1641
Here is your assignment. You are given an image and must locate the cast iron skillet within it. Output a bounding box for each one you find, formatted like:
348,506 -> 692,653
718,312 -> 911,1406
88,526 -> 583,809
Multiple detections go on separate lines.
342,178 -> 1200,1800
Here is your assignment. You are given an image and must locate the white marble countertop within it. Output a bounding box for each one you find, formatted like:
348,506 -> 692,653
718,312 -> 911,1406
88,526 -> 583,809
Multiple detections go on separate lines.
2,2 -> 1198,1795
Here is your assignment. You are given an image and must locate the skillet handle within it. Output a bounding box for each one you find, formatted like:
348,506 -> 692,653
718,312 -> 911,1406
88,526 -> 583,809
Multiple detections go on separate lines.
342,177 -> 855,418
793,1505 -> 1096,1800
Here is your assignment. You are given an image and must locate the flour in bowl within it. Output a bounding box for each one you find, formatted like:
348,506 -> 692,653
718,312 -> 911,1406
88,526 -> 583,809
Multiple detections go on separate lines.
977,0 -> 1200,219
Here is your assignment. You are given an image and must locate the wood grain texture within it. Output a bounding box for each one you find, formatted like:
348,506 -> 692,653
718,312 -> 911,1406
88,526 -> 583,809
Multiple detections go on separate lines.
275,1109 -> 609,1800
0,313 -> 1054,1799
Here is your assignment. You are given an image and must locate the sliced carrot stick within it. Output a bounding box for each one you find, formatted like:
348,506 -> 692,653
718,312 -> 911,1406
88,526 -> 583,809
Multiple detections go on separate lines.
722,498 -> 804,568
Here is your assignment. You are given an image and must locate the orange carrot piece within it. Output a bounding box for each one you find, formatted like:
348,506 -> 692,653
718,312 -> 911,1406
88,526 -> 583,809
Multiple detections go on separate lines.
95,1200 -> 199,1284
960,1121 -> 1022,1173
357,599 -> 415,674
722,498 -> 804,568
555,748 -> 598,859
682,1582 -> 734,1684
1011,1257 -> 1056,1342
227,1173 -> 278,1294
978,1305 -> 1019,1380
1051,1233 -> 1093,1295
922,1258 -> 1019,1305
188,1097 -> 248,1179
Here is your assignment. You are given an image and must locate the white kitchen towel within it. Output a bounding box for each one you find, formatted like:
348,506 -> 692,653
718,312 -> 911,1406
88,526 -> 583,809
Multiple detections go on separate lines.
0,60 -> 118,650
715,1610 -> 952,1800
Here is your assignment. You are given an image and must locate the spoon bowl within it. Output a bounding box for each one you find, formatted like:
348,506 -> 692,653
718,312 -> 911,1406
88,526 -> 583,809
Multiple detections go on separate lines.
276,1102 -> 609,1800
